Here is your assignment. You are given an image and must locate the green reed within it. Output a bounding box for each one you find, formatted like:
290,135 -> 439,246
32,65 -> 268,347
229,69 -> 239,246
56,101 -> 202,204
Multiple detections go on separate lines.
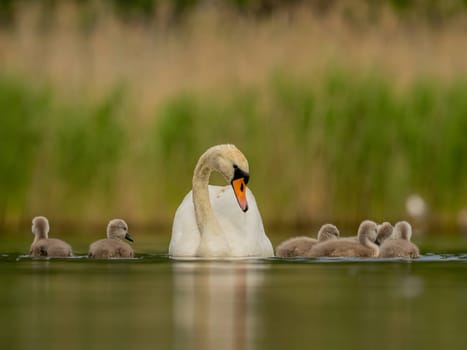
0,77 -> 51,220
1,68 -> 466,229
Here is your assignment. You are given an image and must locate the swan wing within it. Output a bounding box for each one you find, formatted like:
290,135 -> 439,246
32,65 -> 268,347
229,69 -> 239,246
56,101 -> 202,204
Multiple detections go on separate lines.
169,191 -> 201,257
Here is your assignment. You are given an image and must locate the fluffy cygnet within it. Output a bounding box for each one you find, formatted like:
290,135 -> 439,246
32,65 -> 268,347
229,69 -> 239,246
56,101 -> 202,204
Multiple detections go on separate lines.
376,222 -> 394,246
308,220 -> 379,258
275,224 -> 340,257
88,219 -> 134,258
29,216 -> 73,257
379,221 -> 419,258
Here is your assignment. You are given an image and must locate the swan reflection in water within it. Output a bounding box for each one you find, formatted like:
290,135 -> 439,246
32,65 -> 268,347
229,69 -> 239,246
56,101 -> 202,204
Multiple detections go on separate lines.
172,260 -> 267,350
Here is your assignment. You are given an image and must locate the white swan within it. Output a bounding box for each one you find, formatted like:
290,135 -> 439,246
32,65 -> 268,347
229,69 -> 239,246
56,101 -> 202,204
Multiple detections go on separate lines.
168,144 -> 274,258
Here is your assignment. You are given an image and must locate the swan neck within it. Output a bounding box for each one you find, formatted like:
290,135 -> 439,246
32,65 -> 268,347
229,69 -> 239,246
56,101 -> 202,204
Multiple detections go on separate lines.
192,156 -> 220,235
360,235 -> 379,256
34,230 -> 48,242
33,235 -> 45,244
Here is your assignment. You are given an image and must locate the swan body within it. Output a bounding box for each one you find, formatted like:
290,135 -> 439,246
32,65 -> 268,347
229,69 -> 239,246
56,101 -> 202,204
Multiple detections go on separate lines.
169,144 -> 273,258
379,221 -> 419,258
275,237 -> 316,258
275,224 -> 340,257
88,219 -> 134,258
308,220 -> 379,258
29,216 -> 73,257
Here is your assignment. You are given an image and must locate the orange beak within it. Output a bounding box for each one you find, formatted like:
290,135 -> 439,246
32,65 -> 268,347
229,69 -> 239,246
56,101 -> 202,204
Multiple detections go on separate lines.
231,178 -> 248,212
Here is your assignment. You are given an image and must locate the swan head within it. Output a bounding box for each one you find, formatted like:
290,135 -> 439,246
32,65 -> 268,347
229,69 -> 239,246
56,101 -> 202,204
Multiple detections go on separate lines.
376,222 -> 393,245
317,224 -> 340,241
107,219 -> 133,242
32,216 -> 49,239
357,220 -> 378,243
200,144 -> 250,212
394,221 -> 412,241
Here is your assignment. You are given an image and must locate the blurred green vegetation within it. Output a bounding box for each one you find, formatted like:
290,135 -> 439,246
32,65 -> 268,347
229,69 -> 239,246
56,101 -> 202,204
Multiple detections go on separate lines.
1,68 -> 466,229
55,88 -> 125,192
0,78 -> 51,223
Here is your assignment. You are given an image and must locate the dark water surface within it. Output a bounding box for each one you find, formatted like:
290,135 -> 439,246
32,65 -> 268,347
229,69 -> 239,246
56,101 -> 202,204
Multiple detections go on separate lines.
1,234 -> 467,350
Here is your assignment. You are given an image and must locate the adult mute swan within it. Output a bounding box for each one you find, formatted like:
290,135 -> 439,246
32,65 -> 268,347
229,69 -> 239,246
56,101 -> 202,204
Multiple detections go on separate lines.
168,144 -> 274,258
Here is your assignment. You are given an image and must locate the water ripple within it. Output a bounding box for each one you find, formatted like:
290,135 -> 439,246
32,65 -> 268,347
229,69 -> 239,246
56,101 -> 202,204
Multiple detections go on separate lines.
1,253 -> 467,263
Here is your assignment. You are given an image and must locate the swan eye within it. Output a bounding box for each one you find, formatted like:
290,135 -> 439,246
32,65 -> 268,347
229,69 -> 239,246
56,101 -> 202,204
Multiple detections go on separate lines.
232,165 -> 249,184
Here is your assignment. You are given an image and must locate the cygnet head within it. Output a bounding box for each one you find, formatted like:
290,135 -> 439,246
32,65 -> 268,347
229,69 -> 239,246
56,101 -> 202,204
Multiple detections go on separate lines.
358,220 -> 378,243
317,224 -> 340,241
197,144 -> 250,212
32,216 -> 49,239
394,221 -> 412,241
107,219 -> 133,242
376,222 -> 393,245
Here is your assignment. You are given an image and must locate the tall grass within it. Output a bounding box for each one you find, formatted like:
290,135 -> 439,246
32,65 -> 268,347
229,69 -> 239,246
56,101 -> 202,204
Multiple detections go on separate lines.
0,77 -> 51,224
2,3 -> 467,232
1,68 -> 466,231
